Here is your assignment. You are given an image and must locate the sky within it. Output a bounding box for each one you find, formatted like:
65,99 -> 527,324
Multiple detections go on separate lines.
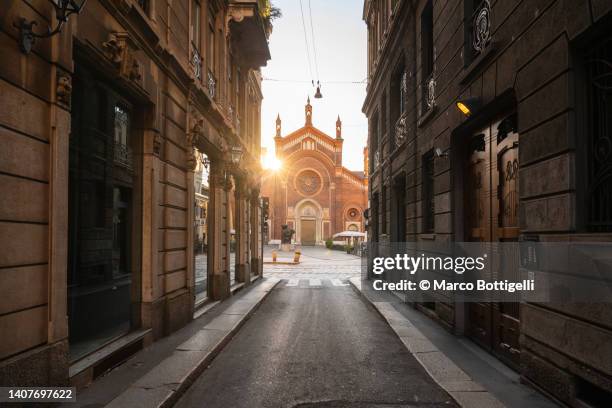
261,0 -> 368,171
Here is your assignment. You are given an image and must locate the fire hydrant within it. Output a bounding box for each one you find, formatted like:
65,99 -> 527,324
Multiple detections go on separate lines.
293,250 -> 301,263
272,250 -> 277,262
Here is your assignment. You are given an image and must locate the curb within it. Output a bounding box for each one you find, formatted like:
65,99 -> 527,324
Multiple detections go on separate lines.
105,278 -> 281,408
348,278 -> 506,408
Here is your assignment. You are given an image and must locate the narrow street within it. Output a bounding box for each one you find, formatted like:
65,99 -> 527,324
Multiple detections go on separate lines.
175,247 -> 456,408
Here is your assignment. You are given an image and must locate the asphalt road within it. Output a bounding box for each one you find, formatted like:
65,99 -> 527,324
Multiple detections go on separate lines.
175,279 -> 456,408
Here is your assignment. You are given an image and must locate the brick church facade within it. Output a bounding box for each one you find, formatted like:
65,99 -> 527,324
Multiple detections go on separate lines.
261,99 -> 368,245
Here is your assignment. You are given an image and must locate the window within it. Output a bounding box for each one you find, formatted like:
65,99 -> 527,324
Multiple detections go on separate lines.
464,0 -> 492,66
390,61 -> 405,147
422,150 -> 435,233
114,105 -> 132,169
370,112 -> 379,171
421,0 -> 434,110
381,186 -> 387,235
583,33 -> 612,232
207,10 -> 216,72
381,90 -> 387,147
191,0 -> 201,51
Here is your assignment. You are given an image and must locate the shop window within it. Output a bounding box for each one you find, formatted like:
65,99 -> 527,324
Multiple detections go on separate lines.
421,0 -> 434,111
422,150 -> 435,233
583,33 -> 612,232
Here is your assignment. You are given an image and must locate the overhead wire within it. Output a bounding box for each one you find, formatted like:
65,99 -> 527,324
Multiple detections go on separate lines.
307,0 -> 321,82
298,0 -> 315,84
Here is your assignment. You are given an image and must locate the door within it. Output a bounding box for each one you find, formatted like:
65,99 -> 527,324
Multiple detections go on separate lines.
464,114 -> 520,369
301,219 -> 316,245
68,61 -> 137,361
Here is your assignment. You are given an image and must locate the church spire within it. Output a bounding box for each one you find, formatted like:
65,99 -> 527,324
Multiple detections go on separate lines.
305,96 -> 312,126
275,113 -> 282,138
336,115 -> 342,139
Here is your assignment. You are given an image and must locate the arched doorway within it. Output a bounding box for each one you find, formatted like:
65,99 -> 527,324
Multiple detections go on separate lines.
295,200 -> 322,245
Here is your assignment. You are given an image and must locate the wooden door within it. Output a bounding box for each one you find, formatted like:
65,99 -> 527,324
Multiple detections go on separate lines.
465,131 -> 492,351
492,125 -> 520,368
301,219 -> 316,245
464,114 -> 521,369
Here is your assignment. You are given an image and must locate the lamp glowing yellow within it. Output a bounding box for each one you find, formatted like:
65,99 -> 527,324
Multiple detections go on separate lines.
456,101 -> 471,116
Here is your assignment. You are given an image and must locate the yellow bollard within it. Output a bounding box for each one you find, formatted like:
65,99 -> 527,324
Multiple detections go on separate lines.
293,250 -> 301,263
272,250 -> 277,262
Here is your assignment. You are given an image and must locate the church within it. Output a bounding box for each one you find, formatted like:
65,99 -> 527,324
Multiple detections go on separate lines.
261,98 -> 368,245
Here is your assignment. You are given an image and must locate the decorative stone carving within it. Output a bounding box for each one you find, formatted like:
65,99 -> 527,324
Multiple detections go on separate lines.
56,73 -> 72,106
224,174 -> 235,191
102,32 -> 142,82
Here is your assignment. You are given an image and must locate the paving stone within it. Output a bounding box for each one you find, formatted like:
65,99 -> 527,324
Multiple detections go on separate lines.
106,384 -> 176,408
414,351 -> 471,383
222,299 -> 261,315
204,313 -> 246,331
449,391 -> 506,408
135,350 -> 208,388
439,380 -> 486,392
399,336 -> 438,353
176,329 -> 226,352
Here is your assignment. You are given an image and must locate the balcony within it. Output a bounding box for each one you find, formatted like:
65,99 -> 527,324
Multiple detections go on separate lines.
207,69 -> 216,99
227,0 -> 272,69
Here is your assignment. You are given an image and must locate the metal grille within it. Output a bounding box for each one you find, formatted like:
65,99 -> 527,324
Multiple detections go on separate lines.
586,35 -> 612,231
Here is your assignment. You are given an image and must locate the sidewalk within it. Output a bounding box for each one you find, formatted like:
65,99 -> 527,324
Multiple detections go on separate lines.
63,277 -> 279,408
349,278 -> 560,408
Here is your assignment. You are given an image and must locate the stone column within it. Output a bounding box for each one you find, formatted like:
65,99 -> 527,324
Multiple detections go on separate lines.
185,145 -> 196,314
235,179 -> 251,284
208,160 -> 230,300
250,190 -> 262,277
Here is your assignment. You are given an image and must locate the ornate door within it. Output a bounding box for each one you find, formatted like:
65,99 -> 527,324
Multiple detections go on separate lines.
464,114 -> 520,369
465,131 -> 492,351
301,219 -> 316,245
492,122 -> 520,368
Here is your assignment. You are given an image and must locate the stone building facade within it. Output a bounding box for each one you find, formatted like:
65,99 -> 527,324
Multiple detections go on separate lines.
261,99 -> 368,245
0,0 -> 271,388
364,0 -> 612,405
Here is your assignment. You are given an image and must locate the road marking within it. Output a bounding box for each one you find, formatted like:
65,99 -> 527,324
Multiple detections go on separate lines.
286,279 -> 299,287
309,278 -> 321,286
331,279 -> 348,286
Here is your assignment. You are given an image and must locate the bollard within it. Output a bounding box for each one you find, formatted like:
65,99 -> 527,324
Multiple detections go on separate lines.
272,250 -> 277,262
293,250 -> 301,263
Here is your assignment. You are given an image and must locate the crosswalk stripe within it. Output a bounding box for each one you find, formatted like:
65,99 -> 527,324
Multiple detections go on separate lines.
286,279 -> 299,287
309,278 -> 321,286
331,279 -> 348,286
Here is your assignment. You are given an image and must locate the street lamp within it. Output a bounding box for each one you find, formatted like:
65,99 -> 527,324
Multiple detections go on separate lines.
15,0 -> 88,54
455,97 -> 481,117
230,146 -> 243,165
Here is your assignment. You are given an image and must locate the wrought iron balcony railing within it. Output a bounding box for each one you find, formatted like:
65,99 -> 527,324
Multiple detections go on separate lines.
114,141 -> 133,170
394,112 -> 408,148
207,69 -> 217,99
192,47 -> 202,80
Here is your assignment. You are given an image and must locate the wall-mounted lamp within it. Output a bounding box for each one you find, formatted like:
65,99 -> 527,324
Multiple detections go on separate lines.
230,146 -> 244,165
434,147 -> 450,159
455,97 -> 481,117
15,0 -> 88,54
